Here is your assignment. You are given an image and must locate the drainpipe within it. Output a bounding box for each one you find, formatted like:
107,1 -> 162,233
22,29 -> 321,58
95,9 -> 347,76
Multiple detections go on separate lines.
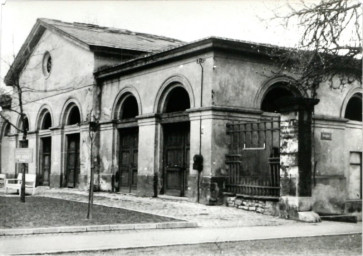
196,58 -> 205,203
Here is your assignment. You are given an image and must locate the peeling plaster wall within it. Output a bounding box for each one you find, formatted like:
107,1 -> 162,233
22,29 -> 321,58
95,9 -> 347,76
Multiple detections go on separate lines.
0,135 -> 15,176
100,54 -> 214,198
18,30 -> 95,107
314,80 -> 361,117
101,54 -> 214,119
312,120 -> 362,214
1,29 -> 96,187
212,53 -> 299,108
311,80 -> 362,214
345,123 -> 362,200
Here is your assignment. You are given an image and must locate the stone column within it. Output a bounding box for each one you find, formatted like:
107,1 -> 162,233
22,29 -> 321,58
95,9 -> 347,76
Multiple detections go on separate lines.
26,132 -> 37,175
137,115 -> 159,197
79,124 -> 91,190
277,97 -> 320,221
50,127 -> 62,188
98,122 -> 114,191
188,110 -> 212,203
188,107 -> 233,205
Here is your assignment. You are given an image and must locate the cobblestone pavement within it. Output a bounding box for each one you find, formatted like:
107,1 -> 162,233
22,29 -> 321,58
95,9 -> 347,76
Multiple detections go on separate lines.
33,187 -> 295,228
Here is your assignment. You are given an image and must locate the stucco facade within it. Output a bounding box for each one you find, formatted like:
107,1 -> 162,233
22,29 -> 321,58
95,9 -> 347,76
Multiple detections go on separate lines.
1,19 -> 361,219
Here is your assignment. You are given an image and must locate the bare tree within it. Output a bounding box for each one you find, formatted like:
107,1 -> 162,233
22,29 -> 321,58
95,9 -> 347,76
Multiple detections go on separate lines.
0,75 -> 28,202
1,45 -> 100,213
271,0 -> 362,97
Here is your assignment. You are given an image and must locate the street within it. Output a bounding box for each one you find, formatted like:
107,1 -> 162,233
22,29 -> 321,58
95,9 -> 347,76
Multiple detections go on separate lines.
44,234 -> 361,256
0,222 -> 361,255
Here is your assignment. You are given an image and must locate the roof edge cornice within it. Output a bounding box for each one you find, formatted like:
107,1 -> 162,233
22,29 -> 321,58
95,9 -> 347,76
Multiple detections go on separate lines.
94,37 -> 362,82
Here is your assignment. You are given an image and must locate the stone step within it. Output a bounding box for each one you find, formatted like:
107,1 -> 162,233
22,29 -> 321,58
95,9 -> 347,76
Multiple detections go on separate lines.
320,214 -> 358,223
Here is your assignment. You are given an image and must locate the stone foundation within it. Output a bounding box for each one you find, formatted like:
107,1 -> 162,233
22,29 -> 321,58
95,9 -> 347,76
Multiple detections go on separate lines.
225,196 -> 279,216
344,200 -> 362,221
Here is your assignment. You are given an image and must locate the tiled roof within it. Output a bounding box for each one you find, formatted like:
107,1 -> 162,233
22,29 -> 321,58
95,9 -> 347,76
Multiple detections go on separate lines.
39,18 -> 183,52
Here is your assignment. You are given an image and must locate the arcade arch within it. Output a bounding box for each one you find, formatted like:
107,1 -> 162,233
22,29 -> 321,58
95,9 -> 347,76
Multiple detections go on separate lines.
344,93 -> 362,122
61,101 -> 82,188
113,92 -> 140,193
37,108 -> 53,186
260,81 -> 304,113
158,84 -> 191,197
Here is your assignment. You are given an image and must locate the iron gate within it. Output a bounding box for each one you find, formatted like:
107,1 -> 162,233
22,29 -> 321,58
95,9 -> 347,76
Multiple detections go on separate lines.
225,117 -> 280,198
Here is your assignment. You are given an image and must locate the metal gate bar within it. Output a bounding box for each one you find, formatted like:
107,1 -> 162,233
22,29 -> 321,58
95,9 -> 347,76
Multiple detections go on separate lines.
225,117 -> 280,198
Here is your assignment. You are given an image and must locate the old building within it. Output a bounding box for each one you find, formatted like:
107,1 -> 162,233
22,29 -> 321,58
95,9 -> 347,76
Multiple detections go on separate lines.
1,18 -> 361,220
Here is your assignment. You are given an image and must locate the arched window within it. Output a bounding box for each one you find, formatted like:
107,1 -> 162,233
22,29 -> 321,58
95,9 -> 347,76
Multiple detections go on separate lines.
67,106 -> 81,125
261,83 -> 298,112
41,112 -> 52,129
344,93 -> 362,122
163,87 -> 190,113
120,95 -> 138,119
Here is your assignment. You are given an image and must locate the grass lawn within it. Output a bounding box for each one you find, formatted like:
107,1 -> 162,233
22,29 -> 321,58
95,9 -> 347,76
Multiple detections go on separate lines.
0,196 -> 180,229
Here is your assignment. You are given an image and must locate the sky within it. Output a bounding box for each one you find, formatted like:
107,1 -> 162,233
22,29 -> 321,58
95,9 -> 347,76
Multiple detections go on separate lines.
0,0 -> 310,88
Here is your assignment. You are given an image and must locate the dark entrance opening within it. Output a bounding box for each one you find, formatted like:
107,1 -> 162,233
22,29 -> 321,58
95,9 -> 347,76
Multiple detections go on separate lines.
161,86 -> 191,197
42,112 -> 52,129
261,85 -> 295,112
118,127 -> 138,192
39,137 -> 51,185
65,133 -> 80,188
164,87 -> 190,113
162,122 -> 190,197
67,106 -> 81,125
345,93 -> 362,122
120,96 -> 138,119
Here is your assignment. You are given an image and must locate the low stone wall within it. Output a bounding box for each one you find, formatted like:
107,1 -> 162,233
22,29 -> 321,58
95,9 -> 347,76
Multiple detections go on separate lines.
225,196 -> 279,216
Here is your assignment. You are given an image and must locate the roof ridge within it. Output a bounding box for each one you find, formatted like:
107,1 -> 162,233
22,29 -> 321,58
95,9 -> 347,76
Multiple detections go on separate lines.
38,18 -> 183,44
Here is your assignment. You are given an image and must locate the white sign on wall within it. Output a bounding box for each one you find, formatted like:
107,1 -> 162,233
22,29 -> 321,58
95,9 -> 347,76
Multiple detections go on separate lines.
15,148 -> 33,163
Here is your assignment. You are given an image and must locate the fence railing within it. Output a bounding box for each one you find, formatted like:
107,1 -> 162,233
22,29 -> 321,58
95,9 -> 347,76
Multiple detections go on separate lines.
225,117 -> 280,199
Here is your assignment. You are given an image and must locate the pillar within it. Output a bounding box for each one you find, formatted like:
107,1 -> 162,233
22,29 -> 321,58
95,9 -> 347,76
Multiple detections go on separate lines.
137,115 -> 159,197
50,127 -> 62,188
79,124 -> 91,190
277,97 -> 320,221
98,122 -> 114,191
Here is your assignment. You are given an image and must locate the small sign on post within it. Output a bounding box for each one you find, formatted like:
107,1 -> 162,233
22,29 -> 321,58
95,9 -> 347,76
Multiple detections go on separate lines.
15,148 -> 33,163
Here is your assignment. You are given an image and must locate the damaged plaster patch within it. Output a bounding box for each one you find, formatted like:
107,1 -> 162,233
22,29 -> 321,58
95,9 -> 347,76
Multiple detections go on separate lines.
312,183 -> 345,214
102,156 -> 110,172
102,107 -> 111,118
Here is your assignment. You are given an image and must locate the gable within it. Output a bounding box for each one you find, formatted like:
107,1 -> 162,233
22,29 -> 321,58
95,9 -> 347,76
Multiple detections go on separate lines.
18,29 -> 95,103
5,18 -> 183,86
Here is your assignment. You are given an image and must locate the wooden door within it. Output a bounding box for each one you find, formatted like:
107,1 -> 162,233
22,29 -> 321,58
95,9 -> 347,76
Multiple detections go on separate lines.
118,128 -> 138,192
66,134 -> 80,188
163,122 -> 190,197
40,137 -> 51,185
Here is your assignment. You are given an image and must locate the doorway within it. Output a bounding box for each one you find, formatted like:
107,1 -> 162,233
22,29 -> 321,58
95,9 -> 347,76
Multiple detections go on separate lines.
118,127 -> 138,192
39,137 -> 51,185
65,134 -> 80,188
162,122 -> 190,197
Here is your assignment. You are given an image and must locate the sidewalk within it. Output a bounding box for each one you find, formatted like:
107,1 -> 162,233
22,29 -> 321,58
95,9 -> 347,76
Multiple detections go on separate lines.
0,222 -> 361,255
0,187 -> 361,255
33,187 -> 293,228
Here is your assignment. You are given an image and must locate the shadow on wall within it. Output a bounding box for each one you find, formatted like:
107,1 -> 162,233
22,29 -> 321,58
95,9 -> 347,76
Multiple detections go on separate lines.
312,183 -> 345,214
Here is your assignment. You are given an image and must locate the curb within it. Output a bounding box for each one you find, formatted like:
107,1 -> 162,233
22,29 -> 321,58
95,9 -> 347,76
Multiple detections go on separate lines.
0,221 -> 198,236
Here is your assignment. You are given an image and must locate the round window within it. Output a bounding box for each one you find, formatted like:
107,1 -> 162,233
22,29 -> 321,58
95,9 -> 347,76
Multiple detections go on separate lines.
42,52 -> 52,76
